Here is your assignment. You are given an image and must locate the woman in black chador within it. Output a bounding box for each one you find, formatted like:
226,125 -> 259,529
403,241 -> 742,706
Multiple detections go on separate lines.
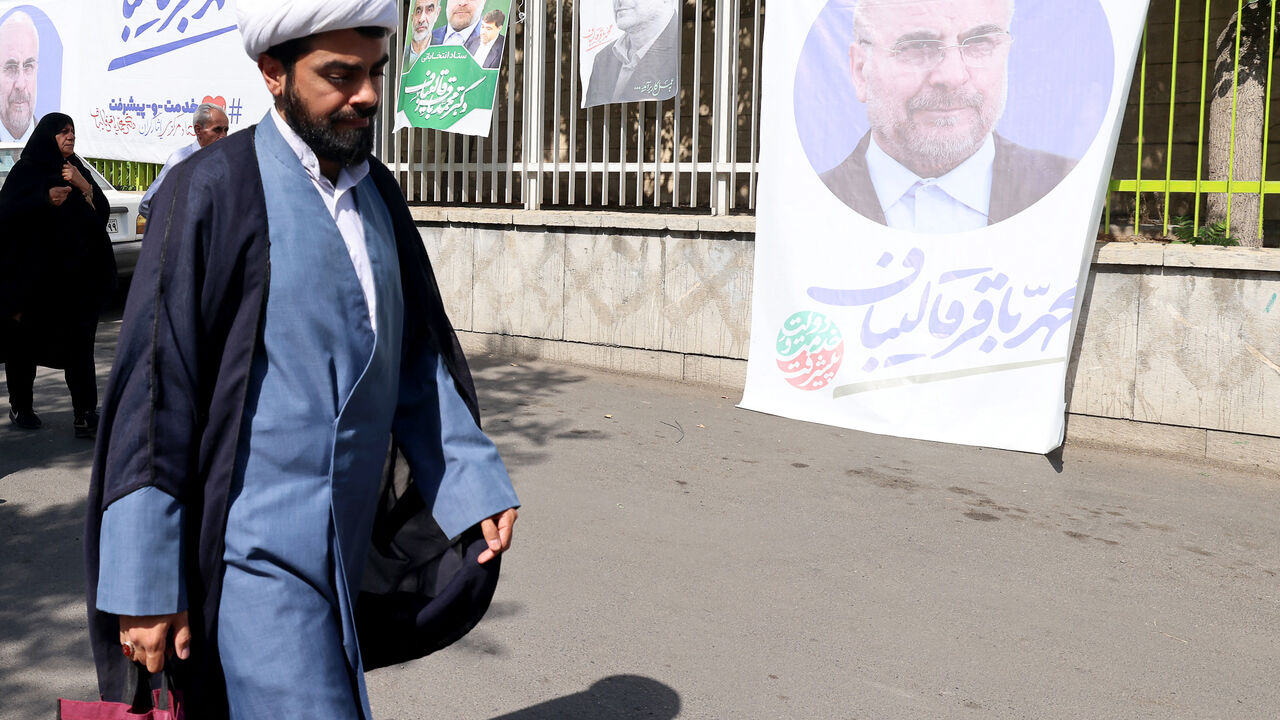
0,113 -> 115,437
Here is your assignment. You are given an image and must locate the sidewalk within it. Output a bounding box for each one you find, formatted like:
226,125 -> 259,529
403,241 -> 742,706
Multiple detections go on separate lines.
2,311 -> 1278,719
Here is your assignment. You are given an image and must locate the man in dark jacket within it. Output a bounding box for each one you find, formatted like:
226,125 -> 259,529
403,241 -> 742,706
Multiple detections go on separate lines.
471,9 -> 506,69
819,0 -> 1076,232
85,2 -> 518,718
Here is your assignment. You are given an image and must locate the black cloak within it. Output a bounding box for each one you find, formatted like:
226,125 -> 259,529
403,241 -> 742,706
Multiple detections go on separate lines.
84,127 -> 502,718
0,113 -> 116,367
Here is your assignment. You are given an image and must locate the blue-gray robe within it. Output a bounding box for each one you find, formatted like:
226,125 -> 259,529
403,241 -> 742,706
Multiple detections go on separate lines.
85,116 -> 519,719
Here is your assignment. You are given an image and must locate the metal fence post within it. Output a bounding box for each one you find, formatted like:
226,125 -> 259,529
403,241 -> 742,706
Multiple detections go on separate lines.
524,0 -> 546,211
710,0 -> 735,215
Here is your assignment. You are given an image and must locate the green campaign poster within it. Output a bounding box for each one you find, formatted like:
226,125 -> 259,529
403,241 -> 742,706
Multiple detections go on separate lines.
397,0 -> 513,135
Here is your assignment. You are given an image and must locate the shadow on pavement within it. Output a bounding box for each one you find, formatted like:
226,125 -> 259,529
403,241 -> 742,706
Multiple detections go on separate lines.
442,600 -> 522,657
489,675 -> 680,720
0,307 -> 122,481
0,386 -> 92,480
1045,444 -> 1065,473
467,355 -> 595,470
0,499 -> 96,717
0,300 -> 124,716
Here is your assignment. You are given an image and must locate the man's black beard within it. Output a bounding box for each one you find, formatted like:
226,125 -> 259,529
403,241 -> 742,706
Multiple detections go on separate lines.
281,76 -> 377,168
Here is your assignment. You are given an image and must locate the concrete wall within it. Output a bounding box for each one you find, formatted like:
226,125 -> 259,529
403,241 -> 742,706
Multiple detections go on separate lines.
415,207 -> 1280,471
1066,242 -> 1280,470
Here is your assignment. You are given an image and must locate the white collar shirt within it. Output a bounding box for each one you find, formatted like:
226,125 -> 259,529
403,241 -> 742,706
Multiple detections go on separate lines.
0,118 -> 33,143
865,134 -> 995,234
269,108 -> 378,332
473,37 -> 497,63
443,17 -> 480,46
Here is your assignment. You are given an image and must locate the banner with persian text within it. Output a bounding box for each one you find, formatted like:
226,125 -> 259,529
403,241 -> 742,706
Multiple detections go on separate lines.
0,0 -> 269,163
76,1 -> 268,163
740,0 -> 1150,453
396,0 -> 513,136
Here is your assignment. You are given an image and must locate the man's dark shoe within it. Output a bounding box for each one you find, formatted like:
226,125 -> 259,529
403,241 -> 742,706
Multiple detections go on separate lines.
73,410 -> 99,439
9,408 -> 42,430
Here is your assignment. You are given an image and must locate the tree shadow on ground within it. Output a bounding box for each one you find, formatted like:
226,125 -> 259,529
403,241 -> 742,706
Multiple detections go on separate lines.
466,355 -> 602,470
0,312 -> 122,481
489,675 -> 680,720
0,499 -> 98,718
0,304 -> 124,716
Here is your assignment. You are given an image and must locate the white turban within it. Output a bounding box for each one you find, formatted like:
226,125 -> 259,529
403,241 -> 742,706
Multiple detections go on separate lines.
236,0 -> 398,59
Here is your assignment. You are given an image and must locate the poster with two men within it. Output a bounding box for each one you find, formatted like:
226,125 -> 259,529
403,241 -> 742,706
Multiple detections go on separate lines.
741,0 -> 1151,453
393,0 -> 683,135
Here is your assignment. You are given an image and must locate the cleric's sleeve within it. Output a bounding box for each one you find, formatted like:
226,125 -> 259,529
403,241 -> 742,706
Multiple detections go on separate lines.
85,136 -> 257,702
392,346 -> 519,541
97,156 -> 211,507
96,487 -> 187,616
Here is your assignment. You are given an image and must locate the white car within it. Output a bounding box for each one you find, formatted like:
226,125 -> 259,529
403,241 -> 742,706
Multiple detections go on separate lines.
0,142 -> 144,280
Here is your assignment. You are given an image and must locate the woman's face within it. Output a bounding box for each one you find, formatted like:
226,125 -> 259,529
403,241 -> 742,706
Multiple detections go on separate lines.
55,123 -> 75,158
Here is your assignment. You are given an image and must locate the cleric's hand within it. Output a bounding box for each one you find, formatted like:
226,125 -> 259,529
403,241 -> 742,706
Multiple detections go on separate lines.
119,611 -> 191,673
478,507 -> 517,564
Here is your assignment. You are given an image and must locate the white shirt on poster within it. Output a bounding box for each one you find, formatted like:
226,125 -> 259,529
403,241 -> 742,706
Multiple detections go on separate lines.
865,134 -> 995,234
442,17 -> 480,46
473,37 -> 497,63
0,119 -> 34,143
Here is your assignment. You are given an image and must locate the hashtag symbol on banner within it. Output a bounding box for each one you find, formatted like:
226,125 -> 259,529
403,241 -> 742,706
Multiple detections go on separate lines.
226,98 -> 243,123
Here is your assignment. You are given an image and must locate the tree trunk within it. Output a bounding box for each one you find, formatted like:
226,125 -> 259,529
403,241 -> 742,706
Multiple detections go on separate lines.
1206,1 -> 1271,247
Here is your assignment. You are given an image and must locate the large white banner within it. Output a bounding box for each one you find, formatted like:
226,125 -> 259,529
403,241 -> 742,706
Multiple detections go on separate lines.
0,1 -> 270,164
77,1 -> 268,163
741,0 -> 1150,454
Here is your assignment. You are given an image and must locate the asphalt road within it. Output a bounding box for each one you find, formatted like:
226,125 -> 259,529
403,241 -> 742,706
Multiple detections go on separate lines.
2,305 -> 1278,719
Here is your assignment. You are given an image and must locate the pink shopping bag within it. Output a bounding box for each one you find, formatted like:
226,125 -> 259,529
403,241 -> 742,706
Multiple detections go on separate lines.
58,669 -> 182,720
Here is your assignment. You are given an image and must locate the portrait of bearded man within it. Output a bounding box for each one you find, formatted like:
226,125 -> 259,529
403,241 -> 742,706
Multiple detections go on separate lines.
0,9 -> 39,143
818,0 -> 1078,233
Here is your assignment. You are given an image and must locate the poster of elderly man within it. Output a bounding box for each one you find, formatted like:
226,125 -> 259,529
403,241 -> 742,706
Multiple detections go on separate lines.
741,0 -> 1150,454
808,0 -> 1110,232
403,0 -> 442,69
0,4 -> 62,144
580,0 -> 681,108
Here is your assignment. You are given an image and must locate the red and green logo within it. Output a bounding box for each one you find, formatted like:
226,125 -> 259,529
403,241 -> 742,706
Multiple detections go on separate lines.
776,311 -> 843,391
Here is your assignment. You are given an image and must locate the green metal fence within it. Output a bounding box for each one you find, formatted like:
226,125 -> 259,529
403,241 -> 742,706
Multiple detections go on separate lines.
1108,0 -> 1279,246
86,158 -> 162,193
